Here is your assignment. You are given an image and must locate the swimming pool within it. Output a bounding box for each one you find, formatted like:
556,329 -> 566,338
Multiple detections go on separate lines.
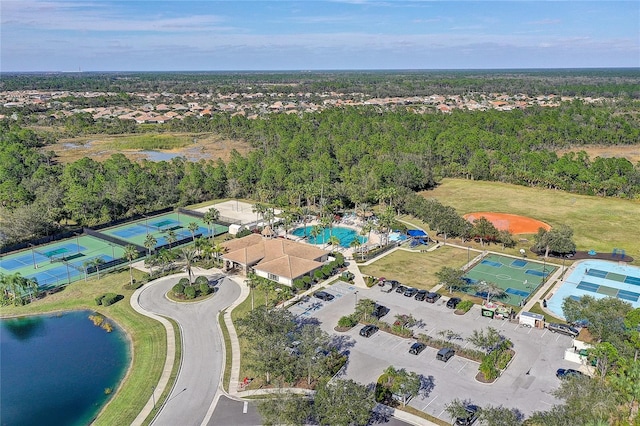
291,226 -> 366,248
388,232 -> 408,242
547,260 -> 640,319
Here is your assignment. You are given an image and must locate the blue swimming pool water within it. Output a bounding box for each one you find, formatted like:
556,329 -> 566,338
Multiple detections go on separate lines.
547,260 -> 640,319
291,226 -> 366,248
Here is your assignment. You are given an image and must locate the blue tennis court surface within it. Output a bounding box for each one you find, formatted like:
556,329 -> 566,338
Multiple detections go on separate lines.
111,224 -> 150,239
576,281 -> 600,292
511,259 -> 527,268
27,265 -> 83,288
481,260 -> 502,268
506,288 -> 530,298
625,276 -> 640,286
547,260 -> 640,319
586,269 -> 608,278
525,269 -> 547,277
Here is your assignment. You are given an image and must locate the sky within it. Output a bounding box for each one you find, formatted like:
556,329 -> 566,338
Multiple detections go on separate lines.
1,0 -> 639,72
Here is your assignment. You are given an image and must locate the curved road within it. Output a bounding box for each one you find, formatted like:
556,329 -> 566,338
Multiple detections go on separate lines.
136,272 -> 240,426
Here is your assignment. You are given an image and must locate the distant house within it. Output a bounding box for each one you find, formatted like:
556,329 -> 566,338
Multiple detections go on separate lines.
221,234 -> 329,286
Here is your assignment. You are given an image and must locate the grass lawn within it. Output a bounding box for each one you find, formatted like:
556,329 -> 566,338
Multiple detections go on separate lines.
0,269 -> 169,426
359,246 -> 470,290
420,178 -> 640,266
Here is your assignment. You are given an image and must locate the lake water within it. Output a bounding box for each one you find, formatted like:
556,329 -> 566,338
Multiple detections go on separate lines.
0,311 -> 130,426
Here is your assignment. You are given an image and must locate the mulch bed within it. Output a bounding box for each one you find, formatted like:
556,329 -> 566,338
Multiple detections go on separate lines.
546,250 -> 634,263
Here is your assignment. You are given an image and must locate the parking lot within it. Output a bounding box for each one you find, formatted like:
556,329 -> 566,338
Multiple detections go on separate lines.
289,281 -> 578,423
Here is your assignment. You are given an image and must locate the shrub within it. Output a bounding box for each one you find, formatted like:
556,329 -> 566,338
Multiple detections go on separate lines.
321,264 -> 333,277
184,286 -> 196,299
172,283 -> 185,295
199,283 -> 211,296
314,269 -> 326,281
337,315 -> 358,328
95,295 -> 105,306
194,276 -> 209,286
333,252 -> 345,267
364,276 -> 378,287
178,277 -> 190,287
236,228 -> 252,238
480,354 -> 500,381
293,279 -> 308,292
456,300 -> 474,313
102,293 -> 119,306
302,276 -> 312,286
497,350 -> 514,370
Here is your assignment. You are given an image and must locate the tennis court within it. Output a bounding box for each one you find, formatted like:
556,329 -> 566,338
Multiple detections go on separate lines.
0,235 -> 125,290
463,254 -> 557,306
547,260 -> 640,319
101,212 -> 227,249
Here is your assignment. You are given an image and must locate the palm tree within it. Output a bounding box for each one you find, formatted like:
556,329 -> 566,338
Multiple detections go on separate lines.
0,272 -> 38,305
206,207 -> 220,237
263,208 -> 275,229
350,239 -> 362,261
476,280 -> 507,303
320,215 -> 333,243
180,248 -> 197,284
377,207 -> 396,246
166,229 -> 177,249
327,235 -> 341,249
212,243 -> 226,265
143,233 -> 157,257
252,202 -> 266,226
188,222 -> 199,242
92,257 -> 106,280
259,278 -> 276,308
123,245 -> 139,287
245,272 -> 260,310
309,224 -> 323,244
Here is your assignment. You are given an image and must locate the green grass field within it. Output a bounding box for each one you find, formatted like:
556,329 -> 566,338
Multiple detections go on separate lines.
105,134 -> 191,150
420,178 -> 640,266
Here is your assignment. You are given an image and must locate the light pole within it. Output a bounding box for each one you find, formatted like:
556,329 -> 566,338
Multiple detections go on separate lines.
354,290 -> 359,307
467,246 -> 470,264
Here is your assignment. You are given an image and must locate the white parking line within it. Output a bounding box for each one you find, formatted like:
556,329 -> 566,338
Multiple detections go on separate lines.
392,340 -> 406,350
243,401 -> 248,413
422,394 -> 439,410
458,361 -> 468,373
513,324 -> 520,330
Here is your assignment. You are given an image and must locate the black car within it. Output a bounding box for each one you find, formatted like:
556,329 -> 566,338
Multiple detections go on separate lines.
425,292 -> 441,303
446,297 -> 462,309
395,285 -> 408,294
436,347 -> 455,362
409,342 -> 426,355
386,280 -> 400,289
359,324 -> 379,338
556,368 -> 585,379
415,289 -> 428,301
371,304 -> 387,319
455,405 -> 479,426
404,287 -> 418,297
547,323 -> 579,337
313,291 -> 334,302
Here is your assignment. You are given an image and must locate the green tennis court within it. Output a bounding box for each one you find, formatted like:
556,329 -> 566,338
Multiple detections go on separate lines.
463,254 -> 557,306
0,235 -> 126,290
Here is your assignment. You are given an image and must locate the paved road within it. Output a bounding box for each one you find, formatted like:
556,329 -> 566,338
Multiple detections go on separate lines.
137,273 -> 240,426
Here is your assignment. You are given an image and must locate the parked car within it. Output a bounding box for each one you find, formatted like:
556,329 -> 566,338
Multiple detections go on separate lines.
454,405 -> 479,425
556,368 -> 585,379
409,342 -> 426,355
371,304 -> 388,319
436,347 -> 455,362
404,287 -> 418,297
547,323 -> 579,337
446,297 -> 462,309
313,291 -> 334,302
395,285 -> 408,294
425,292 -> 441,303
379,282 -> 394,293
359,324 -> 379,338
415,289 -> 428,301
386,280 -> 401,289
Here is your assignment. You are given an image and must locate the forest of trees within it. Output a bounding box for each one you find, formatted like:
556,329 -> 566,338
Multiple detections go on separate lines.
1,72 -> 640,247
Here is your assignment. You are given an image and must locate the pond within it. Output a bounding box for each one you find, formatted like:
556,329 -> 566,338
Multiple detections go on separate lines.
0,310 -> 130,426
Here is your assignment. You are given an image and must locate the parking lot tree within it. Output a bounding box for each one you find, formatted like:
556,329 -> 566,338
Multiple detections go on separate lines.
588,342 -> 621,379
478,404 -> 524,426
437,329 -> 463,343
611,360 -> 640,421
562,295 -> 632,348
381,366 -> 421,407
296,324 -> 331,385
467,327 -> 509,354
238,306 -> 297,384
435,266 -> 467,293
530,374 -> 620,425
257,391 -> 312,426
355,298 -> 376,323
444,398 -> 477,423
313,378 -> 375,426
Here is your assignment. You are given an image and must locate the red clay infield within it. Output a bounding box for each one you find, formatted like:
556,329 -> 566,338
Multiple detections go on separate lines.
463,212 -> 551,235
